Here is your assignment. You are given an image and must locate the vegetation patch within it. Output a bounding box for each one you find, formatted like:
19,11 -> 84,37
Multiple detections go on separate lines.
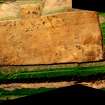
101,22 -> 105,44
0,65 -> 105,83
0,88 -> 54,100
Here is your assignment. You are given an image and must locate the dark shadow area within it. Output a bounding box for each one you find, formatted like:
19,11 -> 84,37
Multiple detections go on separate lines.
1,84 -> 105,104
73,0 -> 105,12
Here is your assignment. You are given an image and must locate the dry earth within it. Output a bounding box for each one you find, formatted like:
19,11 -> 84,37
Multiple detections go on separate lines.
1,80 -> 105,91
0,81 -> 76,91
0,11 -> 103,65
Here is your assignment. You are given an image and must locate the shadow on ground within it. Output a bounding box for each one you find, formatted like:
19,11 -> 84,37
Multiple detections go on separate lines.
73,0 -> 105,12
1,84 -> 105,104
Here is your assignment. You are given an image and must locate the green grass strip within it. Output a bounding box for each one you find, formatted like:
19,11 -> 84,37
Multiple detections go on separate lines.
99,12 -> 105,17
0,88 -> 54,100
100,22 -> 105,44
0,88 -> 53,96
0,65 -> 105,82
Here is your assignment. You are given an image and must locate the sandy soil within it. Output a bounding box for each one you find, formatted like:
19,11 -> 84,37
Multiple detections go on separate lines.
0,81 -> 76,91
1,80 -> 105,91
81,80 -> 105,89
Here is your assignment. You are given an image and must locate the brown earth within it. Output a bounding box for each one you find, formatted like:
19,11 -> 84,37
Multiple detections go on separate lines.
0,1 -> 103,65
0,81 -> 76,91
0,11 -> 103,65
81,80 -> 105,89
1,80 -> 105,91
